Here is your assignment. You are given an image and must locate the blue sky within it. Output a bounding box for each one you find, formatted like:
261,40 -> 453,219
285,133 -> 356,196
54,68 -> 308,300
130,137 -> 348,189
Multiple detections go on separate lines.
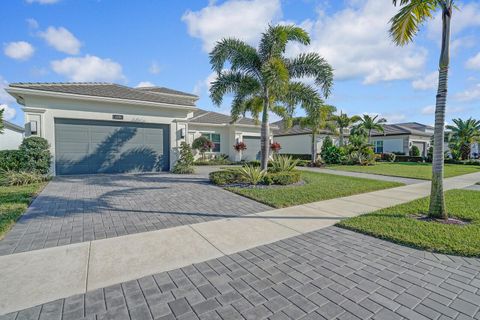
1,0 -> 479,127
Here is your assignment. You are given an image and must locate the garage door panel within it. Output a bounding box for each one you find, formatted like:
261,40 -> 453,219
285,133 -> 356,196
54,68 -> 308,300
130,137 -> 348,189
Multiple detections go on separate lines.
242,136 -> 261,161
55,119 -> 170,175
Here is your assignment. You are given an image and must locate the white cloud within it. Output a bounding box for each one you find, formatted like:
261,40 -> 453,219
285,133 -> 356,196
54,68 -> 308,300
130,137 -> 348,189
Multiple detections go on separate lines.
26,18 -> 39,29
456,84 -> 480,102
466,52 -> 480,71
39,26 -> 81,54
193,72 -> 218,95
422,104 -> 466,115
182,0 -> 282,52
26,0 -> 61,4
3,41 -> 35,61
427,2 -> 480,39
51,55 -> 125,82
149,61 -> 161,74
363,112 -> 406,123
421,105 -> 435,115
136,81 -> 155,88
0,104 -> 16,121
288,0 -> 427,84
412,72 -> 438,90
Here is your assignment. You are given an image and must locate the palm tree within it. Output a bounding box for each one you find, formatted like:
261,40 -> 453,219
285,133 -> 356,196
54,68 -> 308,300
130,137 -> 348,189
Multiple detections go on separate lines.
331,111 -> 361,146
390,0 -> 454,219
0,109 -> 4,134
446,118 -> 480,160
292,104 -> 337,163
209,24 -> 334,170
357,114 -> 387,143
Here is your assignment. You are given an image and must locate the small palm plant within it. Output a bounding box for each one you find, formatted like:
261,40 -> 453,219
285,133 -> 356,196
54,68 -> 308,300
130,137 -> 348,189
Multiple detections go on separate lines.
357,114 -> 387,143
331,111 -> 361,146
238,165 -> 267,185
446,118 -> 480,160
270,155 -> 300,173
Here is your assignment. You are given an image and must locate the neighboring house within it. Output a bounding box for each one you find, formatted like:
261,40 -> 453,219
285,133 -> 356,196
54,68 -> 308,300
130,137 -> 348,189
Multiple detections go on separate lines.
370,122 -> 433,156
5,82 -> 264,175
0,120 -> 24,150
272,120 -> 339,156
273,120 -> 433,157
188,109 -> 272,162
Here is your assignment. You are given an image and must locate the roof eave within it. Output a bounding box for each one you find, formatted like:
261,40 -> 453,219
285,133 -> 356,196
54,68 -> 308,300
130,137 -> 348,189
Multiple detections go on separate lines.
6,87 -> 197,111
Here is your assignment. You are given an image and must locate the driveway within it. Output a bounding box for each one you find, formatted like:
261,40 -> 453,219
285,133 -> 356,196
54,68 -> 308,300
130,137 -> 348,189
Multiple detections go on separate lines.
0,172 -> 271,255
4,227 -> 480,320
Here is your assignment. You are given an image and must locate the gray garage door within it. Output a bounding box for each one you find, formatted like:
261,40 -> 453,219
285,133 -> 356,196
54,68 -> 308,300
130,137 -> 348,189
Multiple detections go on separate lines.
242,136 -> 261,161
55,118 -> 170,175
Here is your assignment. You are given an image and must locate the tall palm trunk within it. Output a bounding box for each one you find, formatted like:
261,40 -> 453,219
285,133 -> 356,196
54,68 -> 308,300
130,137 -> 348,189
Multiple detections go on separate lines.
260,93 -> 270,170
428,4 -> 451,219
339,127 -> 344,146
311,132 -> 317,163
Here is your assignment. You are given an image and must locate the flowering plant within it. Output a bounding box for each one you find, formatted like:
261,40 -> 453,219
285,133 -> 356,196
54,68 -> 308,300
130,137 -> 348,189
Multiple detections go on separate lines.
233,141 -> 247,152
270,141 -> 281,153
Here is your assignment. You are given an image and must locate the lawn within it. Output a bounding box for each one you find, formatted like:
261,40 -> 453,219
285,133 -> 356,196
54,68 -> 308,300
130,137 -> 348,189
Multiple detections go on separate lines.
226,171 -> 402,208
328,162 -> 480,180
0,182 -> 46,238
337,189 -> 480,257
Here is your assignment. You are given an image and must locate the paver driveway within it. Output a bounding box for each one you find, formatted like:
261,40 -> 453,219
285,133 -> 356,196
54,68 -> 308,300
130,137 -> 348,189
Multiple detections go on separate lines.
0,173 -> 271,255
3,227 -> 479,320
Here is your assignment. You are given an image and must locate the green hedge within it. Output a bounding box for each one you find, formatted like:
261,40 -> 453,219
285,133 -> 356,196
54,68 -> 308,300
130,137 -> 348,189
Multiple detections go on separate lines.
264,171 -> 301,185
394,155 -> 424,163
278,153 -> 312,160
209,169 -> 301,186
0,150 -> 25,171
209,170 -> 241,185
0,137 -> 51,174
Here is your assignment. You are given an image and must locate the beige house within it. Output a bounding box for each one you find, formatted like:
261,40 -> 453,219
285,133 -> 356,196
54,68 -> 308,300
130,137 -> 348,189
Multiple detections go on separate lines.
5,82 -> 265,175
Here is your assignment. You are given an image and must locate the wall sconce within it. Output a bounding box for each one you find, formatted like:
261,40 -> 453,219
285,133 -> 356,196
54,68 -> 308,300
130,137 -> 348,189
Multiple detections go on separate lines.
30,121 -> 38,135
180,128 -> 186,138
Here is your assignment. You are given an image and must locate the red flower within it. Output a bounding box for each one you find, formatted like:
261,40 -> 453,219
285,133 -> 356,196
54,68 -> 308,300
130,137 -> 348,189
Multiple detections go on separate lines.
233,141 -> 247,152
270,142 -> 281,152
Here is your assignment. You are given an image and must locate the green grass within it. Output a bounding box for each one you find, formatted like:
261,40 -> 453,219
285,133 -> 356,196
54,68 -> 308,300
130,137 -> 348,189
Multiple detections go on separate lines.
226,171 -> 402,208
328,162 -> 480,180
0,182 -> 46,239
337,189 -> 480,257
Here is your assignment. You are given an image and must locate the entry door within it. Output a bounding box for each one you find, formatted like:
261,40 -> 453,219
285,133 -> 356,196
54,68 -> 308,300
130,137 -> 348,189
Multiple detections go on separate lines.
242,136 -> 261,161
55,118 -> 170,175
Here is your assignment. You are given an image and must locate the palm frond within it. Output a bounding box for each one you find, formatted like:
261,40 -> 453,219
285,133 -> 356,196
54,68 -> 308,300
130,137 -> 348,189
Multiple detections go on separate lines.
209,38 -> 261,75
389,0 -> 438,46
259,24 -> 310,61
261,57 -> 289,96
209,71 -> 261,106
286,53 -> 334,98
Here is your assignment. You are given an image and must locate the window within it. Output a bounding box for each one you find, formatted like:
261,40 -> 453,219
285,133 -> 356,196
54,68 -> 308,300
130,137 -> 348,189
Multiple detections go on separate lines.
374,140 -> 383,154
201,133 -> 221,152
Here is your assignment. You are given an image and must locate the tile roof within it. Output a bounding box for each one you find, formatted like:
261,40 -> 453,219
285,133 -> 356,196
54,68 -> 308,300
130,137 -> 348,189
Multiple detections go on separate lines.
189,109 -> 260,126
8,82 -> 197,107
136,86 -> 198,98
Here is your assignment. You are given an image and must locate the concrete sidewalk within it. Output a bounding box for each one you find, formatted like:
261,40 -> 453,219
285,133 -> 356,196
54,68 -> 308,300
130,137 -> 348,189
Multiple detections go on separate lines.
1,172 -> 479,315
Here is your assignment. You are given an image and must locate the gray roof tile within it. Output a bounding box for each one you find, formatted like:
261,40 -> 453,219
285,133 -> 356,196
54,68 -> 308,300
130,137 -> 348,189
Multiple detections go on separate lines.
136,86 -> 198,98
9,82 -> 197,107
189,109 -> 259,126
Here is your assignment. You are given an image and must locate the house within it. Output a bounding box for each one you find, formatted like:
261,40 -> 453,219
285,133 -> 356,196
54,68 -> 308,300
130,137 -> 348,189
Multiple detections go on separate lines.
272,120 -> 433,157
5,82 -> 265,175
370,122 -> 433,156
271,120 -> 339,156
0,120 -> 24,150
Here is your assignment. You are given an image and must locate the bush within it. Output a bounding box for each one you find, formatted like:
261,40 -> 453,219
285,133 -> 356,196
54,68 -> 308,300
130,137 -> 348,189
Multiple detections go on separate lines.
173,142 -> 195,174
0,150 -> 25,171
381,153 -> 396,162
410,145 -> 420,157
395,155 -> 423,162
237,165 -> 267,185
296,160 -> 311,167
192,136 -> 215,159
209,170 -> 240,185
321,145 -> 343,164
277,154 -> 311,160
19,137 -> 51,174
270,155 -> 299,173
348,148 -> 376,166
0,170 -> 49,186
427,146 -> 433,162
194,158 -> 232,166
266,171 -> 301,185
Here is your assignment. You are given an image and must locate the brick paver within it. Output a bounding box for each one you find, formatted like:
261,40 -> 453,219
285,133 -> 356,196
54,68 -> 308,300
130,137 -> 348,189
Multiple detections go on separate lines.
0,173 -> 271,255
3,227 -> 479,320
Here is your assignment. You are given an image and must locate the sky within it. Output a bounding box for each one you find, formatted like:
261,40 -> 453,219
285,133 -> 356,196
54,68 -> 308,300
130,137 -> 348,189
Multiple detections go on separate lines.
1,0 -> 479,127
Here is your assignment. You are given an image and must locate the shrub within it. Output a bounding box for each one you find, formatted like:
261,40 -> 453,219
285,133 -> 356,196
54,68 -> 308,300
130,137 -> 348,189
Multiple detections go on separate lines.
173,142 -> 195,174
270,142 -> 281,153
194,157 -> 232,166
296,160 -> 311,167
270,155 -> 299,173
209,170 -> 240,185
233,141 -> 247,152
409,145 -> 420,157
427,146 -> 433,162
321,145 -> 343,164
192,136 -> 215,159
381,152 -> 396,162
348,148 -> 376,166
19,137 -> 51,174
0,170 -> 49,186
266,171 -> 301,185
277,154 -> 311,160
237,165 -> 266,185
0,150 -> 25,171
395,155 -> 423,162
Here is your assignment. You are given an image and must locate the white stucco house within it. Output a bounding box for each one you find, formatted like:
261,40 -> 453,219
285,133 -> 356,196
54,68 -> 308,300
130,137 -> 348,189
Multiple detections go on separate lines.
0,120 -> 24,150
273,121 -> 433,157
5,82 -> 265,175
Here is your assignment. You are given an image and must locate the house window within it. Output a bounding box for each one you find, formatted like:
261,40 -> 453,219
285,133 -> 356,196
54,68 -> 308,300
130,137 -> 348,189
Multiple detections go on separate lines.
374,140 -> 383,153
201,133 -> 221,152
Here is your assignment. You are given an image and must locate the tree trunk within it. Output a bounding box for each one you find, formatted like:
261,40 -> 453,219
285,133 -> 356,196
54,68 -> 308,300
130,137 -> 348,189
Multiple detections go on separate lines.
311,133 -> 317,163
339,127 -> 344,147
368,129 -> 372,144
428,5 -> 451,220
260,95 -> 270,170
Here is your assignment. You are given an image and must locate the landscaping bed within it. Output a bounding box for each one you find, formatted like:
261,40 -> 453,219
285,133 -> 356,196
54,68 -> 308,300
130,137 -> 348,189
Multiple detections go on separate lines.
328,162 -> 480,180
0,181 -> 47,238
337,189 -> 480,257
224,171 -> 402,208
